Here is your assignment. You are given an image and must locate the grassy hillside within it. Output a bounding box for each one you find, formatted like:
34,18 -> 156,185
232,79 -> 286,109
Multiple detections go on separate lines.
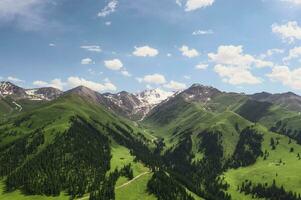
1,86 -> 301,200
0,93 -> 158,200
224,125 -> 301,199
144,92 -> 301,200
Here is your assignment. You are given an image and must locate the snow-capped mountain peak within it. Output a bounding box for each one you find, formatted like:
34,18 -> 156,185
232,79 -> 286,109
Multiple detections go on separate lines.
0,81 -> 62,100
0,81 -> 27,98
136,88 -> 174,106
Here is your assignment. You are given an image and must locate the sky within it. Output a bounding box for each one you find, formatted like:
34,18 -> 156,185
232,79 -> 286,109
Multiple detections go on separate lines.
1,0 -> 301,94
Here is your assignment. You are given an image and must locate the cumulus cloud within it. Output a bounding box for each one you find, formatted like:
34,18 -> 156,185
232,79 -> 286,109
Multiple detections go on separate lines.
283,46 -> 301,62
81,58 -> 93,65
214,65 -> 262,85
121,70 -> 132,77
209,45 -> 272,85
179,45 -> 199,58
98,0 -> 118,17
260,48 -> 285,59
272,21 -> 301,43
138,74 -> 166,85
254,60 -> 274,68
195,63 -> 208,70
80,45 -> 102,52
184,75 -> 191,80
7,76 -> 24,83
209,45 -> 253,67
192,29 -> 214,35
185,0 -> 215,11
208,45 -> 273,68
33,79 -> 65,90
133,46 -> 159,57
164,81 -> 186,90
33,77 -> 116,92
176,0 -> 183,6
67,76 -> 117,92
33,80 -> 48,87
267,65 -> 301,90
104,59 -> 123,70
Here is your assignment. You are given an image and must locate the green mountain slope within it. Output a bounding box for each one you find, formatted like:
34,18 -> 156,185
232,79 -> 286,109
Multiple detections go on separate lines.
143,86 -> 301,200
2,84 -> 301,200
0,90 -> 155,199
0,88 -> 204,200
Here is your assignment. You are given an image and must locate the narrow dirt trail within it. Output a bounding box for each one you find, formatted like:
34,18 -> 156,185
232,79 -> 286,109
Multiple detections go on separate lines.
77,171 -> 151,200
115,171 -> 150,189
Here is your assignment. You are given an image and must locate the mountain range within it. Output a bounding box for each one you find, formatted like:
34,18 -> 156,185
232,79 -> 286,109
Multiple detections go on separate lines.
1,81 -> 301,200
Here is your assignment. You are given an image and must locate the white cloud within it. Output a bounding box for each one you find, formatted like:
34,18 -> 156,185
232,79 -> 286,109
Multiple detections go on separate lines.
33,77 -> 117,92
7,76 -> 23,83
179,45 -> 199,58
0,0 -> 48,30
121,70 -> 132,77
167,53 -> 172,57
267,65 -> 301,90
208,45 -> 272,85
88,69 -> 103,76
208,45 -> 273,68
209,45 -> 254,67
176,0 -> 183,6
33,80 -> 48,87
192,29 -> 214,35
195,63 -> 208,70
185,0 -> 214,11
164,81 -> 186,90
104,59 -> 123,70
260,48 -> 285,59
283,46 -> 301,62
133,46 -> 159,57
49,43 -> 56,47
254,60 -> 274,68
214,64 -> 262,85
80,45 -> 102,52
105,21 -> 111,26
98,0 -> 118,17
33,79 -> 65,90
67,77 -> 117,92
138,74 -> 166,84
272,21 -> 301,43
81,58 -> 93,65
184,75 -> 191,80
282,0 -> 301,5
49,79 -> 65,90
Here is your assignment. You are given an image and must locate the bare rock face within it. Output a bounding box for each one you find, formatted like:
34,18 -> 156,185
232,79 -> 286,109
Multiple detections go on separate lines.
0,81 -> 27,98
179,83 -> 222,103
25,87 -> 63,100
102,89 -> 174,120
0,81 -> 63,101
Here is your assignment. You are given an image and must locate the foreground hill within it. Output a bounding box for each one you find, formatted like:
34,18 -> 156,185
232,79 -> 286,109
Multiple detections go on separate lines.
143,84 -> 301,200
0,86 -> 200,200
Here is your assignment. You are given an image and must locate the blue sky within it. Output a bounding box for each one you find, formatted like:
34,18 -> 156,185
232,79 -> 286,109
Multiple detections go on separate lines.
1,0 -> 301,94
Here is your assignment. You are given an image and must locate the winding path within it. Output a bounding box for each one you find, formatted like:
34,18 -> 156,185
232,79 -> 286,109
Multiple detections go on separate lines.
77,171 -> 151,200
115,171 -> 150,189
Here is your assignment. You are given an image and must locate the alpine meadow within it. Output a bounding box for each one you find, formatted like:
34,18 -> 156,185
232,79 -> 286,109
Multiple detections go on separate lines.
1,0 -> 301,200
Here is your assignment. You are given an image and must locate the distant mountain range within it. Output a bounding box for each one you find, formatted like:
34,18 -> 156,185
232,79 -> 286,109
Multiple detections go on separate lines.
2,81 -> 301,120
